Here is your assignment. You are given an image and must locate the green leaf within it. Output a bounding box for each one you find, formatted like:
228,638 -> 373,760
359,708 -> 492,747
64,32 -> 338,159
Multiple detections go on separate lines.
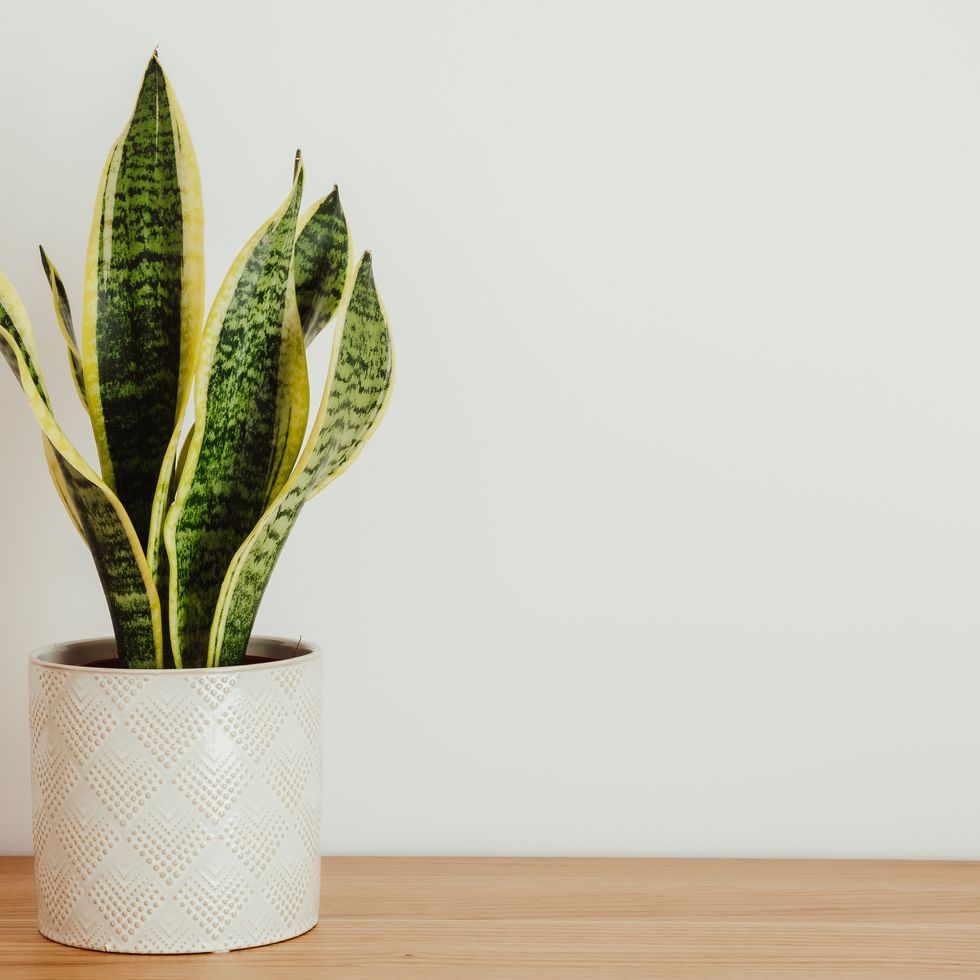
209,253 -> 393,667
39,246 -> 88,410
82,54 -> 204,546
294,188 -> 350,345
0,273 -> 162,668
0,273 -> 49,406
43,437 -> 85,539
164,158 -> 310,668
145,420 -> 196,584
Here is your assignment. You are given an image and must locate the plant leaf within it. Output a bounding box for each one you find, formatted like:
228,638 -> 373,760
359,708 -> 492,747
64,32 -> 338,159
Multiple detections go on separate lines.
0,273 -> 162,668
294,188 -> 350,345
82,53 -> 204,546
145,421 -> 196,582
43,437 -> 85,539
209,253 -> 393,667
39,246 -> 88,410
0,272 -> 49,405
164,158 -> 309,668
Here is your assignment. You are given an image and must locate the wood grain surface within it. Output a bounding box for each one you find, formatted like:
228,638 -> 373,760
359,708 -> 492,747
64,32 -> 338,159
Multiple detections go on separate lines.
1,855 -> 978,978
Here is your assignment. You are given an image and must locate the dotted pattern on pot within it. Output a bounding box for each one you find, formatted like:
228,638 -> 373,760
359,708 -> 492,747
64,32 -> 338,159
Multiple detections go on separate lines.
29,648 -> 322,953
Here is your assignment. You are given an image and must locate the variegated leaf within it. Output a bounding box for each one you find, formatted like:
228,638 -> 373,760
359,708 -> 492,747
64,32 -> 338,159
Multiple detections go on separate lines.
0,272 -> 48,403
145,420 -> 194,582
82,54 -> 204,546
209,253 -> 393,667
39,246 -> 87,410
164,159 -> 309,668
0,273 -> 162,668
294,188 -> 350,345
42,437 -> 84,539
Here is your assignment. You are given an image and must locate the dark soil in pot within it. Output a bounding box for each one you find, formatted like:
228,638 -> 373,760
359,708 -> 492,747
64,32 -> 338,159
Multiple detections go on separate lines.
80,654 -> 276,669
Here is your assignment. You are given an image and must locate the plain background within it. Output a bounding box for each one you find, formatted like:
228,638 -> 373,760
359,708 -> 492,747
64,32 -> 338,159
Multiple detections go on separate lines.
1,0 -> 979,857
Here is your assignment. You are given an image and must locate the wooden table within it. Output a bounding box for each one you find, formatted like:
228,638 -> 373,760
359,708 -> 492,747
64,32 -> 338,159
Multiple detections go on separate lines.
1,856 -> 978,978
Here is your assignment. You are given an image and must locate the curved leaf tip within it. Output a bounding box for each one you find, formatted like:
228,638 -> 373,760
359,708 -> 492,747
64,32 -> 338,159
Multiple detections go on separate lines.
294,185 -> 350,345
208,249 -> 393,666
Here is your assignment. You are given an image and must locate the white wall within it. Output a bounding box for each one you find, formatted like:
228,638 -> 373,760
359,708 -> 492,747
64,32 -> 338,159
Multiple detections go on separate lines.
2,0 -> 979,857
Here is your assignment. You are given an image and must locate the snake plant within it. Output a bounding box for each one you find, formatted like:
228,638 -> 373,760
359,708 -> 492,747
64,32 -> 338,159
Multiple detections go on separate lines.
0,55 -> 394,669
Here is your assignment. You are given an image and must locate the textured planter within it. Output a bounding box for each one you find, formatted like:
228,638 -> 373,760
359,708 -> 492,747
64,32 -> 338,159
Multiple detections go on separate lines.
28,636 -> 322,954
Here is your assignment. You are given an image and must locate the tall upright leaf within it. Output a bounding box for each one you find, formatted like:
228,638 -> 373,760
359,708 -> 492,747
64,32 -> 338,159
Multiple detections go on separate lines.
164,160 -> 309,668
294,188 -> 350,345
82,54 -> 204,545
209,253 -> 393,667
0,273 -> 162,668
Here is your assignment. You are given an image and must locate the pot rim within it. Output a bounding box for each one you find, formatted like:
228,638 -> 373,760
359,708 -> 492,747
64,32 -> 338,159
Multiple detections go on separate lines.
29,634 -> 320,675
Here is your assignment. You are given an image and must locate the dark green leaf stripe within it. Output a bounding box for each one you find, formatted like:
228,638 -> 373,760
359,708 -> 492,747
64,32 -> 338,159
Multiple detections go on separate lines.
56,456 -> 161,668
0,273 -> 49,407
294,189 -> 350,345
145,420 -> 191,583
0,279 -> 162,668
145,421 -> 197,590
82,54 -> 204,546
39,247 -> 87,409
164,161 -> 310,668
0,273 -> 81,537
143,64 -> 205,590
42,437 -> 85,539
209,253 -> 393,667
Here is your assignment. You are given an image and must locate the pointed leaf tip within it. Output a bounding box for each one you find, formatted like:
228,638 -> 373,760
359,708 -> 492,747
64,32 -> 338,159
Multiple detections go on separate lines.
84,41 -> 201,542
293,186 -> 351,344
358,251 -> 378,293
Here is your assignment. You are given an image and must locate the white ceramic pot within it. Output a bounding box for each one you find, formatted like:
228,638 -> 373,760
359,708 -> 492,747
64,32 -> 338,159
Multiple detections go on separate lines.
29,636 -> 322,954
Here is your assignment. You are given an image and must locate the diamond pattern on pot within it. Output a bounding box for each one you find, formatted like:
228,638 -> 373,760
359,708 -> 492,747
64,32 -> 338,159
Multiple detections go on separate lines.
218,913 -> 286,953
273,664 -> 302,699
85,747 -> 165,825
293,801 -> 321,859
130,910 -> 212,955
34,742 -> 79,814
35,663 -> 66,705
32,797 -> 53,853
175,867 -> 252,941
262,744 -> 317,812
173,749 -> 251,823
97,673 -> 147,711
56,805 -> 120,879
218,692 -> 285,762
292,685 -> 322,747
264,854 -> 319,927
125,697 -> 209,769
52,907 -> 116,952
54,686 -> 116,765
29,688 -> 50,753
219,805 -> 288,878
89,866 -> 164,943
128,811 -> 213,885
29,645 -> 323,953
36,852 -> 82,931
188,672 -> 238,709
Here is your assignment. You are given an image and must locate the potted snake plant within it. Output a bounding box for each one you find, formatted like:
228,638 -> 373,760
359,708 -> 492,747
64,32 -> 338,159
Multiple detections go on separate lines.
4,54 -> 393,953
